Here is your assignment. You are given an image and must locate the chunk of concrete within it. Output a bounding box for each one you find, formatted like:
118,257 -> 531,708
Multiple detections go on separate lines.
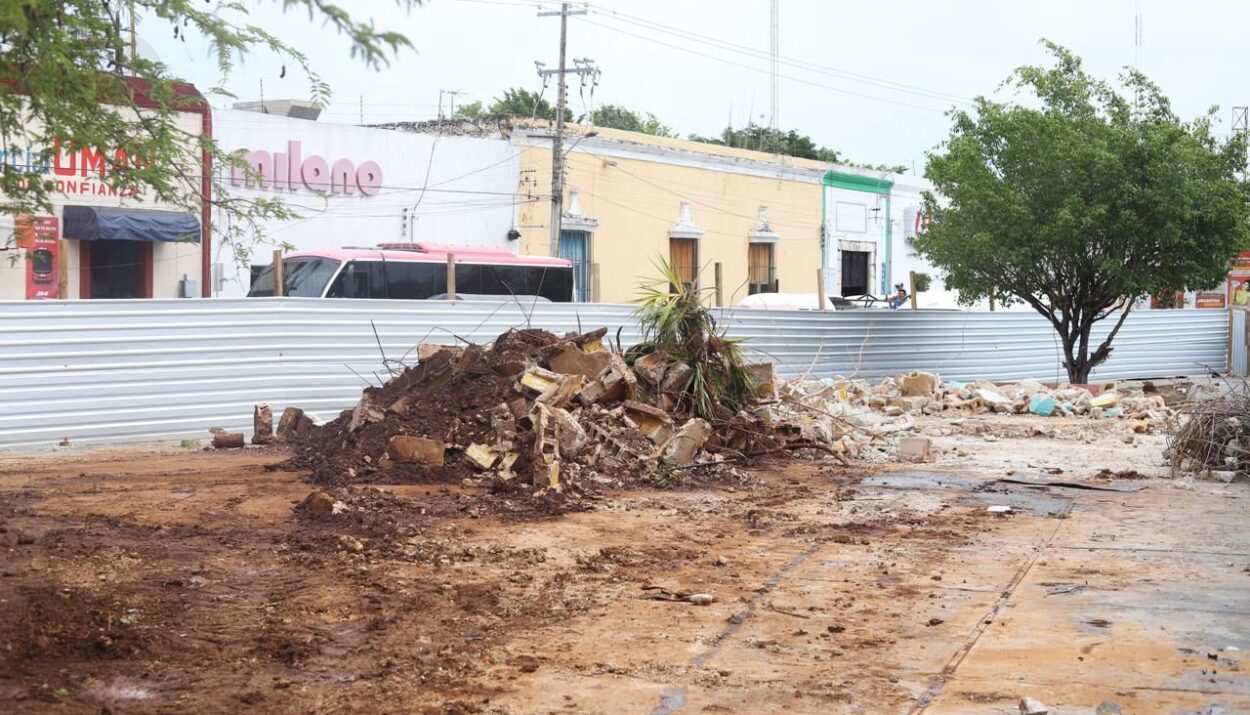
276,407 -> 314,442
746,363 -> 778,401
1018,696 -> 1048,715
889,396 -> 928,413
633,351 -> 668,386
252,403 -> 274,445
899,371 -> 940,397
898,436 -> 933,462
387,435 -> 444,465
662,419 -> 711,465
659,361 -> 694,394
417,343 -> 464,363
465,443 -> 499,470
549,407 -> 588,457
348,393 -> 385,433
623,400 -> 675,445
548,345 -> 612,381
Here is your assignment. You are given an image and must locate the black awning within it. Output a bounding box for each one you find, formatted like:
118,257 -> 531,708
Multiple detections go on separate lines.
63,205 -> 201,243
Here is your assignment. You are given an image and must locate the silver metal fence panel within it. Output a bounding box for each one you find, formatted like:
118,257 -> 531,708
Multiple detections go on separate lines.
1231,309 -> 1247,377
0,298 -> 1229,448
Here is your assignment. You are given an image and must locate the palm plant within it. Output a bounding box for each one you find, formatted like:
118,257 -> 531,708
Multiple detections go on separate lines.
629,257 -> 756,420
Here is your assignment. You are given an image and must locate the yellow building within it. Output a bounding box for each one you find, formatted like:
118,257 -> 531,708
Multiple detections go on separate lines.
511,124 -> 930,306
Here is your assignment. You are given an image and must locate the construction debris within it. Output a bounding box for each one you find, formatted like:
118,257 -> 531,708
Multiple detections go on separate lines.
212,432 -> 245,449
282,327 -> 868,496
253,404 -> 274,445
1167,379 -> 1250,481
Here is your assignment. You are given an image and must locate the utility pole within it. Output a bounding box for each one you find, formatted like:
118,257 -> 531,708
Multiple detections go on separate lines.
538,2 -> 590,255
439,89 -> 464,120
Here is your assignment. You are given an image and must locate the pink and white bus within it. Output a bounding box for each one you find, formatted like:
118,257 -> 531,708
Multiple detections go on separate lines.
248,243 -> 576,302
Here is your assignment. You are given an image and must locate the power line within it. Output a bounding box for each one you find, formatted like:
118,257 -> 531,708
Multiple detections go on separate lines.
574,17 -> 951,114
585,7 -> 971,105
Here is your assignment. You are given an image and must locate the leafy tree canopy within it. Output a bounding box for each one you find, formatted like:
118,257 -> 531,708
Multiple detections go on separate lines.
583,104 -> 674,137
914,41 -> 1250,382
452,100 -> 484,119
0,0 -> 421,262
487,88 -> 553,120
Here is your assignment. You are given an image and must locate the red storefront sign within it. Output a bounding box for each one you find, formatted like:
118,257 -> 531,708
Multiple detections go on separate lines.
16,215 -> 59,300
1195,291 -> 1226,309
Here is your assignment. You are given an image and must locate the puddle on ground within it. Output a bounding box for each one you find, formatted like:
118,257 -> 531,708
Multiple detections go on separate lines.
860,470 -> 1073,515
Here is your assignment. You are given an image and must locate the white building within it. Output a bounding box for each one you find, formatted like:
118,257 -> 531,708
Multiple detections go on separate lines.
209,109 -> 524,297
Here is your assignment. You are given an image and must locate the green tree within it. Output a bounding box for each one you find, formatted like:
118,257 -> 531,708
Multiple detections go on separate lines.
488,88 -> 553,120
0,1 -> 421,260
452,100 -> 484,119
914,42 -> 1250,383
585,104 -> 674,137
690,123 -> 842,163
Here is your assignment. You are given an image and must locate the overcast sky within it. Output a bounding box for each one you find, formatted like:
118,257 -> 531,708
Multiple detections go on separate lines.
144,0 -> 1248,173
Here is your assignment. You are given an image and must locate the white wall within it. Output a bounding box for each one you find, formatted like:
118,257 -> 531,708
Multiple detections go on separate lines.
210,110 -> 521,297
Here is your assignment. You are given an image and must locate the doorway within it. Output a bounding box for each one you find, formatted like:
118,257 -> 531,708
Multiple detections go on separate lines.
84,240 -> 151,299
558,230 -> 590,302
840,250 -> 870,297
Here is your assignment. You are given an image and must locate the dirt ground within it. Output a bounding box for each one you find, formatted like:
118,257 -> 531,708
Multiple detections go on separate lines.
0,417 -> 1247,714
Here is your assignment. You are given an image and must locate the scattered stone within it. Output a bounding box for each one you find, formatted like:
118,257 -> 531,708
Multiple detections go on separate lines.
688,593 -> 715,606
898,436 -> 933,462
1095,702 -> 1122,715
336,535 -> 365,554
465,443 -> 500,470
713,555 -> 728,567
276,407 -> 314,442
301,490 -> 336,515
548,344 -> 612,381
417,343 -> 463,362
926,617 -> 944,626
1129,419 -> 1150,434
900,371 -> 940,397
1018,696 -> 1048,715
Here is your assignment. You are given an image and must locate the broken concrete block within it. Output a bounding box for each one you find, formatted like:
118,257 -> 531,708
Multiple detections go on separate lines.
899,371 -> 940,397
1095,702 -> 1122,715
548,345 -> 612,381
623,400 -> 675,445
662,419 -> 711,465
889,395 -> 928,413
530,404 -> 562,489
465,443 -> 500,470
549,407 -> 588,457
386,435 -> 444,465
746,363 -> 778,401
975,388 -> 1012,408
898,436 -> 933,462
1090,391 -> 1119,408
883,406 -> 904,417
1129,419 -> 1150,434
659,361 -> 694,394
491,403 -> 516,448
520,366 -> 561,394
212,432 -> 245,449
253,404 -> 274,445
417,343 -> 464,363
1018,697 -> 1048,715
276,407 -> 314,442
348,393 -> 385,433
632,351 -> 668,386
522,367 -> 586,408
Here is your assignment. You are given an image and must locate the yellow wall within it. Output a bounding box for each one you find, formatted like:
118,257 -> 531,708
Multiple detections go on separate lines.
516,139 -> 825,304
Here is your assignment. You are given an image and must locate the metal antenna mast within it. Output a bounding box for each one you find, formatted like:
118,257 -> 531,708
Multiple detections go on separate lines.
538,2 -> 593,255
769,0 -> 779,136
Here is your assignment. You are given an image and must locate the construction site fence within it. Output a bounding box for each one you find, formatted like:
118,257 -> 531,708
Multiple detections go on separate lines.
0,298 -> 1229,448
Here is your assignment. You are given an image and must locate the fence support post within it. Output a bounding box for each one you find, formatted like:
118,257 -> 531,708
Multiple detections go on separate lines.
817,269 -> 827,310
714,262 -> 723,307
446,253 -> 456,302
272,249 -> 284,297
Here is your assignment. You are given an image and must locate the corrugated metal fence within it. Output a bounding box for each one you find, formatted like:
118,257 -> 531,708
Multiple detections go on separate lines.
0,298 -> 1228,448
1231,308 -> 1248,376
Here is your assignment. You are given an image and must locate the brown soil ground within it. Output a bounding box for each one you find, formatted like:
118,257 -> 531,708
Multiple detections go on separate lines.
0,441 -> 1246,714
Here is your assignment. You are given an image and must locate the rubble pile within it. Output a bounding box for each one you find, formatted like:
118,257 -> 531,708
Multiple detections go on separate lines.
282,327 -> 864,494
815,371 -> 1172,427
1166,380 -> 1250,482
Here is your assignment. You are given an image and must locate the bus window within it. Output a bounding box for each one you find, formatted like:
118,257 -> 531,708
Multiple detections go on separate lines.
248,257 -> 341,297
327,260 -> 386,298
528,265 -> 573,302
386,261 -> 445,299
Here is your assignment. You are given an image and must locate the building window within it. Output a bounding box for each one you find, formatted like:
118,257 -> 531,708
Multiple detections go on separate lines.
748,242 -> 776,294
669,237 -> 698,292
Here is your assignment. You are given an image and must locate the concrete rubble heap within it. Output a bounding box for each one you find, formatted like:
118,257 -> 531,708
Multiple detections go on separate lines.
1166,380 -> 1250,482
282,328 -> 867,494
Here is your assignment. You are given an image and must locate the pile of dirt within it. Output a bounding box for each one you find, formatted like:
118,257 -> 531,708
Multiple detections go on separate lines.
279,327 -> 861,498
